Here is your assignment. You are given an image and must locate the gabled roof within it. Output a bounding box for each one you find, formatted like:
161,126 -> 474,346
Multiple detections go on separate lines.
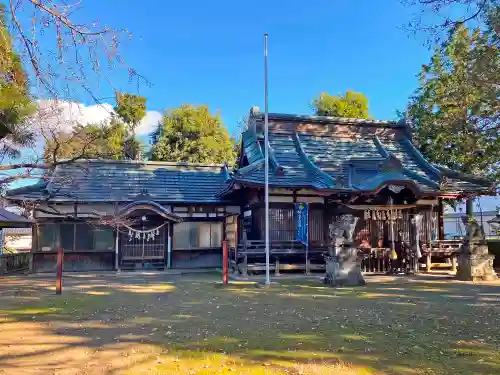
6,160 -> 232,204
230,109 -> 494,197
117,200 -> 182,222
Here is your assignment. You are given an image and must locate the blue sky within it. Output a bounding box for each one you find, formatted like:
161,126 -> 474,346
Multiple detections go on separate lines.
9,0 -> 499,210
69,0 -> 432,135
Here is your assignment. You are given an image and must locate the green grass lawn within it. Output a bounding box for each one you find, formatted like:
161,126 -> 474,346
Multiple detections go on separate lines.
0,273 -> 499,374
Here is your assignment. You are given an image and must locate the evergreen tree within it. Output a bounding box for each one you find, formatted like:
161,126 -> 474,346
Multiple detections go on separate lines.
407,24 -> 500,214
312,90 -> 371,118
150,104 -> 236,165
0,5 -> 35,158
114,92 -> 147,159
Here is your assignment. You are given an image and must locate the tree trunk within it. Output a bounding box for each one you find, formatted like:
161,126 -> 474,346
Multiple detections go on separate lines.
466,199 -> 474,218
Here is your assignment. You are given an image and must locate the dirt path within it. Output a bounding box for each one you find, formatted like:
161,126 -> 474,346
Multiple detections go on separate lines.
1,272 -> 499,375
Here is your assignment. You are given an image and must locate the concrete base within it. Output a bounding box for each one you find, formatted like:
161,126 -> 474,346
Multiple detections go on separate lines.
457,242 -> 498,281
324,248 -> 366,287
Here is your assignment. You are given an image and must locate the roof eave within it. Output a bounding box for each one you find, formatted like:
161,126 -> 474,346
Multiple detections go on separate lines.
250,111 -> 404,128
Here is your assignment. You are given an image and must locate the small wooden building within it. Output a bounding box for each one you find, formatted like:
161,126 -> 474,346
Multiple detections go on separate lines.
5,108 -> 494,273
6,161 -> 239,272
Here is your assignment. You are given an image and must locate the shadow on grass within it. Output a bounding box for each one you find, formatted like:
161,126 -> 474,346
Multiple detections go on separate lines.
0,273 -> 499,374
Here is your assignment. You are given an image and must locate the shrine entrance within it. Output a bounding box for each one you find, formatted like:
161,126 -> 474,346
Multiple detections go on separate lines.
115,201 -> 181,270
120,224 -> 167,265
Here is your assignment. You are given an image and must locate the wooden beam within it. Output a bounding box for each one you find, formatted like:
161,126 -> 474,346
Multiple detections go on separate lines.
323,198 -> 329,243
438,199 -> 445,241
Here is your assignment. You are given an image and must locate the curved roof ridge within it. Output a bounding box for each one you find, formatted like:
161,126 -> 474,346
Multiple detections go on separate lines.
266,140 -> 284,174
241,127 -> 265,163
353,171 -> 425,193
400,137 -> 442,177
436,165 -> 494,188
234,159 -> 265,175
292,132 -> 336,189
117,200 -> 182,222
373,136 -> 440,189
250,111 -> 405,127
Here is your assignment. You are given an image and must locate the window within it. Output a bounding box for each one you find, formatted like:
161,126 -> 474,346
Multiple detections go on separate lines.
94,227 -> 115,250
37,222 -> 115,252
269,208 -> 295,241
60,223 -> 75,250
173,222 -> 223,250
38,224 -> 57,250
75,223 -> 94,250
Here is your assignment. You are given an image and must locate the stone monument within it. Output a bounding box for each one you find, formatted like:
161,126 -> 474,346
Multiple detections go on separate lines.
324,214 -> 366,286
456,216 -> 497,281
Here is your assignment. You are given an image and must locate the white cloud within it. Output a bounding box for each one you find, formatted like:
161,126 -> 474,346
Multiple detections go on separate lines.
33,100 -> 162,136
137,110 -> 163,136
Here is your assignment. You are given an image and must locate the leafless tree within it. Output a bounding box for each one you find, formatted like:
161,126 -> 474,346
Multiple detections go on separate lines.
402,0 -> 499,44
7,0 -> 149,101
1,0 -> 148,190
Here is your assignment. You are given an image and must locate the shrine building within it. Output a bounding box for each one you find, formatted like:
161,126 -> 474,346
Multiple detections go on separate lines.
6,108 -> 494,273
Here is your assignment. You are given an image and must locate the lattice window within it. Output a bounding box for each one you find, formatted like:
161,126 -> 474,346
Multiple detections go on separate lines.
60,223 -> 75,251
75,223 -> 94,250
173,222 -> 223,249
94,227 -> 114,250
38,224 -> 57,250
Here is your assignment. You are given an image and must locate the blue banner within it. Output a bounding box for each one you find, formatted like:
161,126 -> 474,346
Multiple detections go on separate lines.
295,203 -> 309,245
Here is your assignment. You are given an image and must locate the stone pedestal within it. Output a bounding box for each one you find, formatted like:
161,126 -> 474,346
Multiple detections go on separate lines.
324,247 -> 366,287
456,242 -> 497,281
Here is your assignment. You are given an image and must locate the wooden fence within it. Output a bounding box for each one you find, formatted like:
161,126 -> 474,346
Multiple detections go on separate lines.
0,253 -> 31,274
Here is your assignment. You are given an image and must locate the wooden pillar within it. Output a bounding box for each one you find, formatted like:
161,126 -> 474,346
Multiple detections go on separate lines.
222,240 -> 229,284
30,223 -> 38,273
167,223 -> 172,269
437,199 -> 445,241
451,255 -> 457,273
323,198 -> 329,244
56,247 -> 63,295
426,253 -> 432,273
114,228 -> 120,272
275,258 -> 280,276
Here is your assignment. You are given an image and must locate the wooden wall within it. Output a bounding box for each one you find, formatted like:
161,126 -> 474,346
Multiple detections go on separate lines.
246,199 -> 438,247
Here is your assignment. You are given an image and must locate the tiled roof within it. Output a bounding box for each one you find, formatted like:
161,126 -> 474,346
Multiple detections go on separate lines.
6,160 -> 232,203
0,208 -> 33,227
232,110 -> 494,196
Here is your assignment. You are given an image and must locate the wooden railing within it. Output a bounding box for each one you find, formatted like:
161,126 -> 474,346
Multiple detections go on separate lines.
360,248 -> 391,273
231,239 -> 467,276
0,253 -> 30,275
231,240 -> 329,275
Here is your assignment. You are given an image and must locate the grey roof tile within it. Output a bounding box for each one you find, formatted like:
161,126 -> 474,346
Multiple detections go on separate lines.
7,160 -> 231,203
234,112 -> 493,195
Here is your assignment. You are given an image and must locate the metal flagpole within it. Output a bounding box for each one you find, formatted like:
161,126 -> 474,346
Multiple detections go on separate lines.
264,33 -> 270,285
389,196 -> 396,272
